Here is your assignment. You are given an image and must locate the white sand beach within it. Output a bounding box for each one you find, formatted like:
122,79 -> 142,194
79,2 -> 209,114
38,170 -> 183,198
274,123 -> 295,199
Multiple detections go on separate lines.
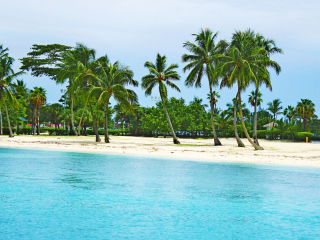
0,135 -> 319,167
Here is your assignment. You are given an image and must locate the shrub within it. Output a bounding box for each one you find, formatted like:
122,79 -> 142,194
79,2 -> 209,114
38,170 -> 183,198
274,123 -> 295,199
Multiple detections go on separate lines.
19,127 -> 33,135
295,132 -> 314,141
2,128 -> 16,135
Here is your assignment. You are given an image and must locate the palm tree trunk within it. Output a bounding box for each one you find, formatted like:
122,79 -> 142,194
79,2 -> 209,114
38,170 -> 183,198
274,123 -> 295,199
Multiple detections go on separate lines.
253,88 -> 259,145
237,86 -> 263,150
303,118 -> 307,132
104,101 -> 110,143
55,116 -> 57,133
160,95 -> 180,144
209,84 -> 221,146
1,92 -> 14,137
33,108 -> 36,135
89,103 -> 101,142
37,108 -> 40,135
70,94 -> 78,136
233,97 -> 245,147
78,100 -> 88,136
0,107 -> 3,135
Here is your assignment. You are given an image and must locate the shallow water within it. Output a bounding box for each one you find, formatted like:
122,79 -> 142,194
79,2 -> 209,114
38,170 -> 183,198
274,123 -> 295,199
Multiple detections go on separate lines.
1,147 -> 320,239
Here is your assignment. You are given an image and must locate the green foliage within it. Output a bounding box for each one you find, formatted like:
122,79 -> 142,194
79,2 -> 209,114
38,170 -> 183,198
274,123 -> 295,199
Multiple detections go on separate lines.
257,117 -> 270,130
20,44 -> 72,80
295,132 -> 314,141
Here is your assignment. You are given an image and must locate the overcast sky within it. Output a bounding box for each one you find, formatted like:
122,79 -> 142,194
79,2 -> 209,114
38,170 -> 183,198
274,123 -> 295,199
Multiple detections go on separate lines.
2,0 -> 320,114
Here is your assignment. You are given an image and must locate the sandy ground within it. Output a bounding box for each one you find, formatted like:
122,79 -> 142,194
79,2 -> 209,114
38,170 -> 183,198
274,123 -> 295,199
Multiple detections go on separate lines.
0,135 -> 319,167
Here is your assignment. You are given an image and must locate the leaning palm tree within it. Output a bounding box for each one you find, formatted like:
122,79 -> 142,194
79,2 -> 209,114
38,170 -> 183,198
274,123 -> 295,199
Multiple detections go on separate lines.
267,99 -> 283,127
29,87 -> 46,135
182,29 -> 228,146
248,90 -> 262,145
0,54 -> 24,137
142,53 -> 181,144
296,99 -> 315,131
88,55 -> 138,143
218,30 -> 274,150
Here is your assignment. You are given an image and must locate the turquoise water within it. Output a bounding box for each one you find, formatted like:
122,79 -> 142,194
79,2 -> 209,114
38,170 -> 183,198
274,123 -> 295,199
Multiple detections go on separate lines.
1,148 -> 320,239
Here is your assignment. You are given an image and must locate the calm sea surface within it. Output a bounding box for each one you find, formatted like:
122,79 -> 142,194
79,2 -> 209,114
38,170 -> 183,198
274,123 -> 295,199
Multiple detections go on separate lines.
1,147 -> 320,239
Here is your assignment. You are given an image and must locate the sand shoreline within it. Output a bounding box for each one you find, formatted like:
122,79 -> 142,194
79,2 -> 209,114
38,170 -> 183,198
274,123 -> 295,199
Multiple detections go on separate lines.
0,135 -> 320,168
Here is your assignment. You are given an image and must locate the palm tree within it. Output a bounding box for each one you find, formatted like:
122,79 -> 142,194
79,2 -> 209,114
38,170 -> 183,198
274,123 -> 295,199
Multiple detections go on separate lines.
49,103 -> 64,132
283,105 -> 296,122
252,34 -> 282,145
182,29 -> 228,146
218,30 -> 272,150
88,55 -> 138,143
0,53 -> 24,137
56,44 -> 93,136
226,99 -> 245,147
70,44 -> 101,142
11,80 -> 28,134
248,90 -> 262,145
296,99 -> 315,131
267,99 -> 283,127
275,118 -> 287,139
141,53 -> 181,144
29,87 -> 46,135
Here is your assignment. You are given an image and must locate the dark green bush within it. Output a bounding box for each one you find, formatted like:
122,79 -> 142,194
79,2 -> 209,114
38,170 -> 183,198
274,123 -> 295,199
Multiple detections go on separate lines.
2,128 -> 16,135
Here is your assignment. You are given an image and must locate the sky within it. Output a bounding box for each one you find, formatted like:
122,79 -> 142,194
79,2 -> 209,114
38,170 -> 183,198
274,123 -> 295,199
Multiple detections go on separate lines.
1,0 -> 320,115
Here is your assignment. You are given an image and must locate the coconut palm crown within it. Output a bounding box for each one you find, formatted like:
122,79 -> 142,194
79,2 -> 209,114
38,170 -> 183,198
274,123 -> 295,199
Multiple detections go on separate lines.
141,53 -> 181,144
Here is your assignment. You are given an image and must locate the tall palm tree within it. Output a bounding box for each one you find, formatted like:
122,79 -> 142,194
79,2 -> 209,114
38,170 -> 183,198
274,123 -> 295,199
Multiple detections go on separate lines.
29,87 -> 46,135
283,105 -> 296,122
296,99 -> 315,131
182,29 -> 228,146
251,34 -> 282,145
141,53 -> 181,144
88,55 -> 138,143
56,43 -> 95,136
0,54 -> 24,137
267,99 -> 283,127
248,90 -> 262,145
70,44 -> 101,142
218,30 -> 276,150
